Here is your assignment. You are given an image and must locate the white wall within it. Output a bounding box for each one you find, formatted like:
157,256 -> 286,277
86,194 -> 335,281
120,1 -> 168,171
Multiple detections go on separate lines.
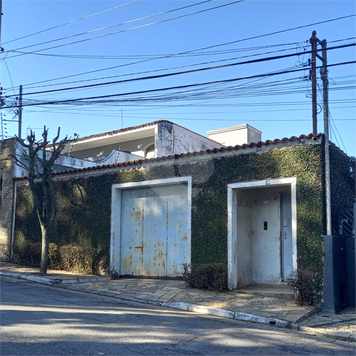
13,141 -> 97,178
156,121 -> 222,157
207,124 -> 262,147
67,136 -> 154,160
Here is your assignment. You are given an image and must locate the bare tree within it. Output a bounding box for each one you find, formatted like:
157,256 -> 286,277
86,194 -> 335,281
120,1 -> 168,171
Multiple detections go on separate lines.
15,127 -> 77,274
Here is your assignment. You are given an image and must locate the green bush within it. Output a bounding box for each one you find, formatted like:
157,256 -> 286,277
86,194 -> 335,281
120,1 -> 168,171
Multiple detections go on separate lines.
183,263 -> 227,291
59,245 -> 94,274
287,268 -> 322,305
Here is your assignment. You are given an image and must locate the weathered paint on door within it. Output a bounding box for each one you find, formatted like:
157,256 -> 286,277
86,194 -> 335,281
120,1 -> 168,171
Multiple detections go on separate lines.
281,193 -> 293,280
120,184 -> 188,277
251,188 -> 281,284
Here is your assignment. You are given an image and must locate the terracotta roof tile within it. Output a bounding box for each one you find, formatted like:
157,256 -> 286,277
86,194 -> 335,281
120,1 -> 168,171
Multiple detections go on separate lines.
14,133 -> 323,181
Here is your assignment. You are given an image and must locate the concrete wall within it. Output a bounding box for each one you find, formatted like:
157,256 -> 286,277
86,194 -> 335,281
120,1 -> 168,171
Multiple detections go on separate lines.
207,124 -> 262,147
51,121 -> 222,163
0,138 -> 15,259
67,136 -> 154,160
97,150 -> 142,164
156,121 -> 222,157
13,141 -> 99,178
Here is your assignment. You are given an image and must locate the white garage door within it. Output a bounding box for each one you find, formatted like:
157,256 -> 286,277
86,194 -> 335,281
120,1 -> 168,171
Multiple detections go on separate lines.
119,183 -> 189,277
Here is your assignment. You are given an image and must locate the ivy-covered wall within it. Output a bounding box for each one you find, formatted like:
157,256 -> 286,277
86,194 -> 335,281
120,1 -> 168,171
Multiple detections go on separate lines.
329,144 -> 356,234
0,138 -> 16,259
13,142 -> 354,299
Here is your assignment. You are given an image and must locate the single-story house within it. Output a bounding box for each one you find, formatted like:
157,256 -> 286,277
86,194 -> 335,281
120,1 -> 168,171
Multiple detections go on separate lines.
0,120 -> 259,260
1,121 -> 355,300
8,121 -> 354,303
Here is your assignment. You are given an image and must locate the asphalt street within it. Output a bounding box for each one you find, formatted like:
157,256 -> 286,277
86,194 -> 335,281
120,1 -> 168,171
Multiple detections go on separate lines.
1,276 -> 355,356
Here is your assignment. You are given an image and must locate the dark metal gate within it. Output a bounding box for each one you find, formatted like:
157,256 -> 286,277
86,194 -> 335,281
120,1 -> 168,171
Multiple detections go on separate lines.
322,207 -> 355,313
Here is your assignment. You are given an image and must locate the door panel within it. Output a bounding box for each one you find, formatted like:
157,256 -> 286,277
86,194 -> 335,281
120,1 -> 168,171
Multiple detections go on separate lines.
120,184 -> 188,277
281,193 -> 293,280
142,193 -> 167,277
166,185 -> 188,276
251,188 -> 281,284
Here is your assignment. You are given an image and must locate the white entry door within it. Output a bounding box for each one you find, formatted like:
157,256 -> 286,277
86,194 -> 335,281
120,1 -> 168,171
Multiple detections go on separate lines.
120,184 -> 189,277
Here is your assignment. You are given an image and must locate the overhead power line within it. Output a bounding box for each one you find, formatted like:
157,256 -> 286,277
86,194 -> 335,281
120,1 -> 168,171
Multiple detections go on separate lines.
3,0 -> 212,53
5,42 -> 355,98
6,14 -> 355,90
26,36 -> 352,60
3,0 -> 243,59
1,0 -> 140,45
11,41 -> 300,60
5,42 -> 302,91
3,60 -> 354,109
17,43 -> 301,91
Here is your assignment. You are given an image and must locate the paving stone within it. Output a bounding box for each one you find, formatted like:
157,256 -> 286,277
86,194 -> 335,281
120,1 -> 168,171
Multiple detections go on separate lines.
151,290 -> 169,297
1,262 -> 355,342
162,286 -> 180,291
146,295 -> 160,301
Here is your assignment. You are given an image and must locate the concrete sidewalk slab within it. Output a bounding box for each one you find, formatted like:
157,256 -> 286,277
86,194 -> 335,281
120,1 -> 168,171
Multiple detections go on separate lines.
1,261 -> 354,342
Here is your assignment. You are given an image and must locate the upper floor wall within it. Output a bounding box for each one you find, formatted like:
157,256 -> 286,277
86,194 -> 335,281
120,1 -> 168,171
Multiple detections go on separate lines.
207,123 -> 262,147
61,120 -> 224,162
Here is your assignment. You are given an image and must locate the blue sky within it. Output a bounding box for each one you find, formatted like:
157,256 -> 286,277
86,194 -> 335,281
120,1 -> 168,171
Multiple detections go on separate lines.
1,0 -> 355,156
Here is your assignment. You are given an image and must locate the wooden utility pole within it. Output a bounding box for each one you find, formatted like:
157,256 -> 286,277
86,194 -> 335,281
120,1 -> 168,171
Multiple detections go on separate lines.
309,31 -> 331,234
18,85 -> 23,139
310,31 -> 318,134
321,39 -> 332,236
321,40 -> 329,140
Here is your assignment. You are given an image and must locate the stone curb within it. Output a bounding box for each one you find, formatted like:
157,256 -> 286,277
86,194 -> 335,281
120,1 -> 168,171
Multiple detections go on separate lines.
1,270 -> 354,342
163,302 -> 291,328
298,325 -> 356,343
0,271 -> 100,285
0,271 -> 60,285
295,306 -> 321,323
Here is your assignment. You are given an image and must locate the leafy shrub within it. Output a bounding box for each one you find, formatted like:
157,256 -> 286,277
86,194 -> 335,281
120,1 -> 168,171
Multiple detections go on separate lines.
59,245 -> 94,274
48,243 -> 61,268
287,268 -> 322,305
12,240 -> 40,267
183,263 -> 227,291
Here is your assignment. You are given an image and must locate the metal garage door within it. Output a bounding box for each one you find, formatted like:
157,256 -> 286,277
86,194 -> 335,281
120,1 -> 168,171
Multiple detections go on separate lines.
120,184 -> 189,277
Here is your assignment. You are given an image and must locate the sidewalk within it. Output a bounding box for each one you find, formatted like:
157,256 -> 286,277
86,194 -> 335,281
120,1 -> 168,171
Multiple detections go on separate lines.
1,261 -> 355,342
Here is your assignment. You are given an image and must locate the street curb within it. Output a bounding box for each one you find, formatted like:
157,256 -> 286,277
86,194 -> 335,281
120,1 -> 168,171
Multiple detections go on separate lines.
0,271 -> 99,285
2,270 -> 354,343
0,271 -> 60,285
298,325 -> 356,343
295,305 -> 321,323
163,302 -> 290,328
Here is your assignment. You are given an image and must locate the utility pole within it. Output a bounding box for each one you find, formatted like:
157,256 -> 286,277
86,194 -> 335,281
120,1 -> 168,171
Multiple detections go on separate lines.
18,85 -> 23,139
1,113 -> 3,140
321,39 -> 329,141
321,39 -> 332,236
310,31 -> 318,134
310,31 -> 331,235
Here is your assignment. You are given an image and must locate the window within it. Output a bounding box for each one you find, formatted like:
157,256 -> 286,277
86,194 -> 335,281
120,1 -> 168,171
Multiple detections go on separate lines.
145,144 -> 155,159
